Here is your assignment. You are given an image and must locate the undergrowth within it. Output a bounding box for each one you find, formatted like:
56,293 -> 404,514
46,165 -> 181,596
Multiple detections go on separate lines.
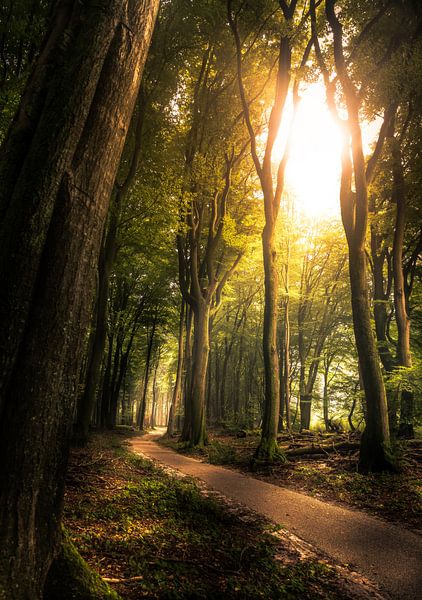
64,432 -> 353,599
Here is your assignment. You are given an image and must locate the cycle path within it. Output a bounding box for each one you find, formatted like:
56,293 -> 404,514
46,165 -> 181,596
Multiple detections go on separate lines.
129,432 -> 422,600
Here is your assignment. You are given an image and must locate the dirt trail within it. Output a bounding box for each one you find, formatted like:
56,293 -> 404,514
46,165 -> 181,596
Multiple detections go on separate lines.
129,431 -> 422,600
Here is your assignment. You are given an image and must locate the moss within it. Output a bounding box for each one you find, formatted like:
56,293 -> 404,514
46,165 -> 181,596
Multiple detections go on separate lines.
44,530 -> 120,600
252,436 -> 287,467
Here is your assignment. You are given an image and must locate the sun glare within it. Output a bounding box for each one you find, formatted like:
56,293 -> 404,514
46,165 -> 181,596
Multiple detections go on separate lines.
273,82 -> 379,220
273,83 -> 342,219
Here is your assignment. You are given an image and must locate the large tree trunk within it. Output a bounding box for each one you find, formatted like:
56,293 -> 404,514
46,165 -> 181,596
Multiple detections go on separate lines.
0,2 -> 159,598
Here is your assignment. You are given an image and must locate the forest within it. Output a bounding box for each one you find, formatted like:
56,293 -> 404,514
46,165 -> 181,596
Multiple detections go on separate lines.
0,0 -> 421,599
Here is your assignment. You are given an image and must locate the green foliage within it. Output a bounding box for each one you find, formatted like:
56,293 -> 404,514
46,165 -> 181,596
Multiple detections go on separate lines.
207,440 -> 237,464
0,0 -> 50,140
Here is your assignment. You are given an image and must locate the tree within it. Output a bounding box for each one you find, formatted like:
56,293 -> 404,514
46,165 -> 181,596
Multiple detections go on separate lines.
228,0 -> 313,461
313,0 -> 395,471
0,1 -> 159,596
174,25 -> 251,446
296,229 -> 346,430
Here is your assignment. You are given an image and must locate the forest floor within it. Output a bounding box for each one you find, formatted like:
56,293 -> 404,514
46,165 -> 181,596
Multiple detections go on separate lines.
133,430 -> 422,600
161,428 -> 422,531
64,431 -> 387,600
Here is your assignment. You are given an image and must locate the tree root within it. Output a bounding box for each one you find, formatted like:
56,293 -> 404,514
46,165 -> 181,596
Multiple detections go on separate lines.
44,530 -> 120,600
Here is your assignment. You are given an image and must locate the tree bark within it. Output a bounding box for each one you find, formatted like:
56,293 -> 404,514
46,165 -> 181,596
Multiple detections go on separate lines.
74,204 -> 118,444
187,301 -> 210,446
151,358 -> 159,429
391,138 -> 414,438
256,222 -> 282,458
370,218 -> 398,433
137,313 -> 157,430
283,299 -> 291,431
0,1 -> 159,597
180,306 -> 193,441
166,299 -> 185,437
100,334 -> 114,429
349,248 -> 392,471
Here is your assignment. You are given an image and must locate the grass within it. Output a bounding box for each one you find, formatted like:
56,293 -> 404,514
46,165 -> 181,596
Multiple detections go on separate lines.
64,432 -> 361,599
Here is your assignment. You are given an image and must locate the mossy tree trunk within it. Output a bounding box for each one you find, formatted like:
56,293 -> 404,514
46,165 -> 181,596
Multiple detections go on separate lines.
0,1 -> 159,598
44,531 -> 119,600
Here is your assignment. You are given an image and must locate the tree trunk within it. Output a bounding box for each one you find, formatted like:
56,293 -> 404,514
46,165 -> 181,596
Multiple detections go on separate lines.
323,362 -> 330,431
349,249 -> 393,472
137,315 -> 157,430
100,335 -> 114,429
166,299 -> 185,437
151,360 -> 159,429
187,301 -> 210,446
255,223 -> 281,460
348,382 -> 359,432
370,212 -> 398,433
283,300 -> 291,431
219,337 -> 229,422
391,138 -> 414,438
106,333 -> 123,429
234,314 -> 247,423
74,212 -> 118,444
0,2 -> 158,597
180,306 -> 193,441
300,394 -> 312,430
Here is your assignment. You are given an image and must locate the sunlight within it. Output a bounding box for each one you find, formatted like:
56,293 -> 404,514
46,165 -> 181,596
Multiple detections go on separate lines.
273,82 -> 378,220
273,82 -> 341,219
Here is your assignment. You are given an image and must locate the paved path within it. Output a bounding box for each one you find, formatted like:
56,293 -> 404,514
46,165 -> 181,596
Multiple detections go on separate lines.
129,432 -> 422,600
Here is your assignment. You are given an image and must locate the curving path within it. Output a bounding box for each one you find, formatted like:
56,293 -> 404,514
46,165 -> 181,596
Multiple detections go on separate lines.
129,431 -> 422,600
